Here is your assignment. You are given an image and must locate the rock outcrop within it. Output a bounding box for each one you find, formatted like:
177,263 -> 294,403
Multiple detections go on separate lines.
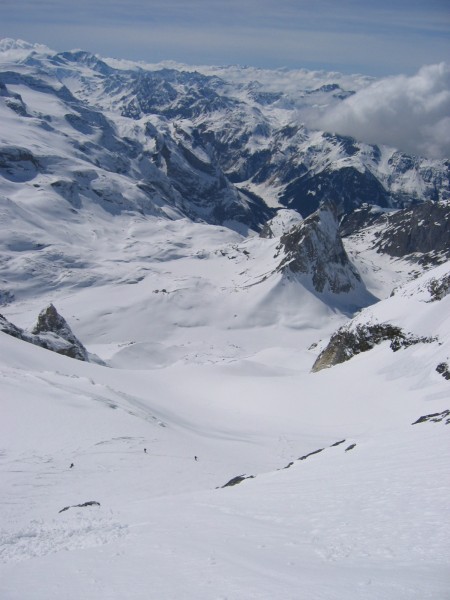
436,363 -> 450,381
341,202 -> 450,266
312,322 -> 437,372
426,274 -> 450,302
276,203 -> 363,294
0,313 -> 30,342
0,305 -> 90,362
31,304 -> 89,361
373,202 -> 450,264
412,410 -> 450,425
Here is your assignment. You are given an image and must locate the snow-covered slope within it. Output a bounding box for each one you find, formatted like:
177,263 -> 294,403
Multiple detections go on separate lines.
1,202 -> 448,598
0,39 -> 449,600
1,268 -> 449,599
312,262 -> 450,372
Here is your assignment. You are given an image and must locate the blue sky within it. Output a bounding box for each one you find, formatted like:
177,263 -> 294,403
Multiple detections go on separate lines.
1,0 -> 449,75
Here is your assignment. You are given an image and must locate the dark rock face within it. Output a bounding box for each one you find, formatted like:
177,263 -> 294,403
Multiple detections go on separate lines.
436,363 -> 450,381
0,80 -> 28,116
222,474 -> 255,488
279,166 -> 390,218
59,500 -> 101,513
0,313 -> 30,342
373,202 -> 450,264
0,306 -> 90,362
425,274 -> 450,302
412,410 -> 450,425
312,323 -> 401,371
312,323 -> 437,372
0,146 -> 40,182
31,304 -> 88,361
277,203 -> 363,294
340,202 -> 450,267
339,204 -> 392,237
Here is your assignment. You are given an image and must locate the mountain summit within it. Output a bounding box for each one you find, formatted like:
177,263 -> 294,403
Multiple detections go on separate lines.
277,203 -> 365,295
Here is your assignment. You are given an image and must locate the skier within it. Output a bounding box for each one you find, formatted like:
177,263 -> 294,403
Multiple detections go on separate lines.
144,448 -> 147,454
69,463 -> 74,469
194,456 -> 198,461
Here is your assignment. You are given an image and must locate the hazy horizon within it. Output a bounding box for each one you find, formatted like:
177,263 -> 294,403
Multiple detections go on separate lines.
1,0 -> 449,77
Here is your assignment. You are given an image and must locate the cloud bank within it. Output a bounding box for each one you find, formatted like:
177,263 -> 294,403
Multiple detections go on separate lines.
2,0 -> 449,75
313,63 -> 450,160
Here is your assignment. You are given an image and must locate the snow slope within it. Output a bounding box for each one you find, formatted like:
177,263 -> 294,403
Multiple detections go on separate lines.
1,211 -> 449,599
0,39 -> 449,600
1,268 -> 449,599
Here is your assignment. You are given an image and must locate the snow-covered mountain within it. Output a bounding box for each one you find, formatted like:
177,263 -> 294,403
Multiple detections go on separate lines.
0,39 -> 449,600
0,39 -> 448,231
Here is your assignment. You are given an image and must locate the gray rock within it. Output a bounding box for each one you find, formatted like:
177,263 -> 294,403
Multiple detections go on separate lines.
0,306 -> 92,362
31,304 -> 88,361
374,202 -> 450,265
436,363 -> 450,381
312,322 -> 437,372
412,410 -> 450,425
277,203 -> 363,294
221,474 -> 255,488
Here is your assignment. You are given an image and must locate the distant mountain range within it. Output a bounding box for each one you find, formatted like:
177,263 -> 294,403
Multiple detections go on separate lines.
0,39 -> 448,237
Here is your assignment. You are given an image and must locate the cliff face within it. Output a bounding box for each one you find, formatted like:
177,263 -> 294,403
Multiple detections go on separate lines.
31,304 -> 89,361
341,202 -> 450,266
1,305 -> 89,361
373,202 -> 450,264
277,204 -> 363,295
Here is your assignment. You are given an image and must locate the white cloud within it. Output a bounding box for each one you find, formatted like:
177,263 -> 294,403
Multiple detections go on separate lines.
312,63 -> 450,159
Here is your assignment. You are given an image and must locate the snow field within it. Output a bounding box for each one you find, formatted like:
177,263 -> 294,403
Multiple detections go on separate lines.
0,39 -> 449,599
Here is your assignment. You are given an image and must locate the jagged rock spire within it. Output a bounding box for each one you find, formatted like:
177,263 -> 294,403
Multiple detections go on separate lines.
31,304 -> 88,361
277,203 -> 363,294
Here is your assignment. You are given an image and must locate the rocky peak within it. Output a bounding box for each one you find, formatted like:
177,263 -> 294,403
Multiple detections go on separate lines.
1,306 -> 91,362
276,203 -> 363,294
31,304 -> 88,361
